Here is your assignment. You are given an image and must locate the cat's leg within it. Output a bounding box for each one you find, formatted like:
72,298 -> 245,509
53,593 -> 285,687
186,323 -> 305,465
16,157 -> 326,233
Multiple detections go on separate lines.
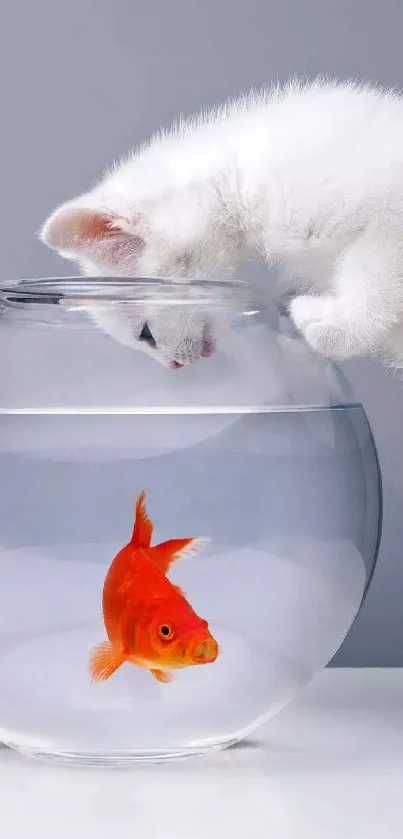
289,227 -> 403,361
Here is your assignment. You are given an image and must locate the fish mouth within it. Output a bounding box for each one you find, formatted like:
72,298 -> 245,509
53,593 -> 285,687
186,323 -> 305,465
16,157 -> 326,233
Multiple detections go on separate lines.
192,637 -> 219,664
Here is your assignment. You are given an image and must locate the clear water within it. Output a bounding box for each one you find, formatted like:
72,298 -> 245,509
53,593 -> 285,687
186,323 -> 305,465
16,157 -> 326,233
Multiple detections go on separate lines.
0,406 -> 380,763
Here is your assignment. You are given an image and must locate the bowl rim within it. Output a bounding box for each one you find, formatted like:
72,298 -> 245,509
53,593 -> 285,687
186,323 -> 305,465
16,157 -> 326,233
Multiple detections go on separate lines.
0,276 -> 265,309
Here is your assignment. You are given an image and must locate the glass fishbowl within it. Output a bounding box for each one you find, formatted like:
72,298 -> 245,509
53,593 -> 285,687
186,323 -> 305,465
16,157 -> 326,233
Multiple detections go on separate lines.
0,278 -> 381,765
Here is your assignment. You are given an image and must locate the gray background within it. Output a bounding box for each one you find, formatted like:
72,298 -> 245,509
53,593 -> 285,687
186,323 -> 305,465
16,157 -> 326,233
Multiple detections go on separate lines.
4,0 -> 403,664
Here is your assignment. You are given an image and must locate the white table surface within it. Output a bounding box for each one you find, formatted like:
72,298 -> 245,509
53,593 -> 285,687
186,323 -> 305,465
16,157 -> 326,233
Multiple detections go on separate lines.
1,668 -> 402,839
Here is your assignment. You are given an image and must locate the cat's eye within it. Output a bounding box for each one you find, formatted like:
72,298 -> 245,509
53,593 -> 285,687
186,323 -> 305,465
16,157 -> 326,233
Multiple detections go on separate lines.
158,623 -> 174,640
139,323 -> 156,347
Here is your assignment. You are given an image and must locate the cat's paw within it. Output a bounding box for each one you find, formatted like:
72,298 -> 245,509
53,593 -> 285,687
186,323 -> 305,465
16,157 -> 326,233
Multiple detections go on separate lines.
289,295 -> 362,360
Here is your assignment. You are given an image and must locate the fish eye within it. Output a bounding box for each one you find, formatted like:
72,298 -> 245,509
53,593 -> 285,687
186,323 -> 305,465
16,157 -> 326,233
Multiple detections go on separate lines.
158,623 -> 174,641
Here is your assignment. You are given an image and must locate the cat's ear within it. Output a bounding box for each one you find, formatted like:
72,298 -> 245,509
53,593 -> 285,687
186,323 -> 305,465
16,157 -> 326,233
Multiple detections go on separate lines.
40,202 -> 145,266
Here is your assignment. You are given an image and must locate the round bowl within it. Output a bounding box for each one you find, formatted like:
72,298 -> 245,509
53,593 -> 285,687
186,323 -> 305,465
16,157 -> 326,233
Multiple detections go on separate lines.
0,278 -> 382,765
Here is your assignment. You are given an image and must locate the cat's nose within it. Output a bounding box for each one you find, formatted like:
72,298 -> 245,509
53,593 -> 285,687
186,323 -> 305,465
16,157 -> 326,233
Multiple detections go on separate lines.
201,339 -> 215,358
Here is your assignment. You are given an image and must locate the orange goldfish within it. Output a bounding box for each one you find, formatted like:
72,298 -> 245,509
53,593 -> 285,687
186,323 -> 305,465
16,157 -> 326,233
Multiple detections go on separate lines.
89,490 -> 219,684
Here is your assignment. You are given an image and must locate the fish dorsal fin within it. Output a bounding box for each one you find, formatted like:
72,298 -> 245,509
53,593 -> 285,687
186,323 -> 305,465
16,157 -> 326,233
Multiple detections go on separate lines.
149,537 -> 210,576
130,491 -> 153,547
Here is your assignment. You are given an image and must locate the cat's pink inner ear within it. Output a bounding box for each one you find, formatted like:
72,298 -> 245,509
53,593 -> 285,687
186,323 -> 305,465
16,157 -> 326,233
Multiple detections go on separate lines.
41,206 -> 145,264
42,207 -> 117,250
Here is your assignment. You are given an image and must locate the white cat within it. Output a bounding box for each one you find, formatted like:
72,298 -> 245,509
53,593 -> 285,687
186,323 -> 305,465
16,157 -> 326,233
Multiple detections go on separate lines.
41,78 -> 403,370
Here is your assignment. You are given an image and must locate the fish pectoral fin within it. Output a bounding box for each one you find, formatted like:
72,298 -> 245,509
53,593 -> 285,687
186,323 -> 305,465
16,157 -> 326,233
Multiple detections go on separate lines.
130,490 -> 153,548
89,642 -> 126,682
150,668 -> 174,684
150,537 -> 210,575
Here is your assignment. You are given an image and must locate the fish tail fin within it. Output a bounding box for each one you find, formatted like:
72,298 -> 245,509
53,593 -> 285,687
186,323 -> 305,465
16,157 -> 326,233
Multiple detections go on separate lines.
130,490 -> 154,547
89,642 -> 126,682
172,537 -> 210,560
150,536 -> 210,575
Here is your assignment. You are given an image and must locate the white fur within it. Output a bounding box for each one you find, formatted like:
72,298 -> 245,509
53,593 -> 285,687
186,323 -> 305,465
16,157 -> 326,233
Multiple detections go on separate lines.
41,78 -> 403,369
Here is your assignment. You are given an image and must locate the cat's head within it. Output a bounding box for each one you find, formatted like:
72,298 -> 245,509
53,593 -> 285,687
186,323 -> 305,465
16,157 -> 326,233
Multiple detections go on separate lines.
40,179 -> 240,367
83,296 -> 223,370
